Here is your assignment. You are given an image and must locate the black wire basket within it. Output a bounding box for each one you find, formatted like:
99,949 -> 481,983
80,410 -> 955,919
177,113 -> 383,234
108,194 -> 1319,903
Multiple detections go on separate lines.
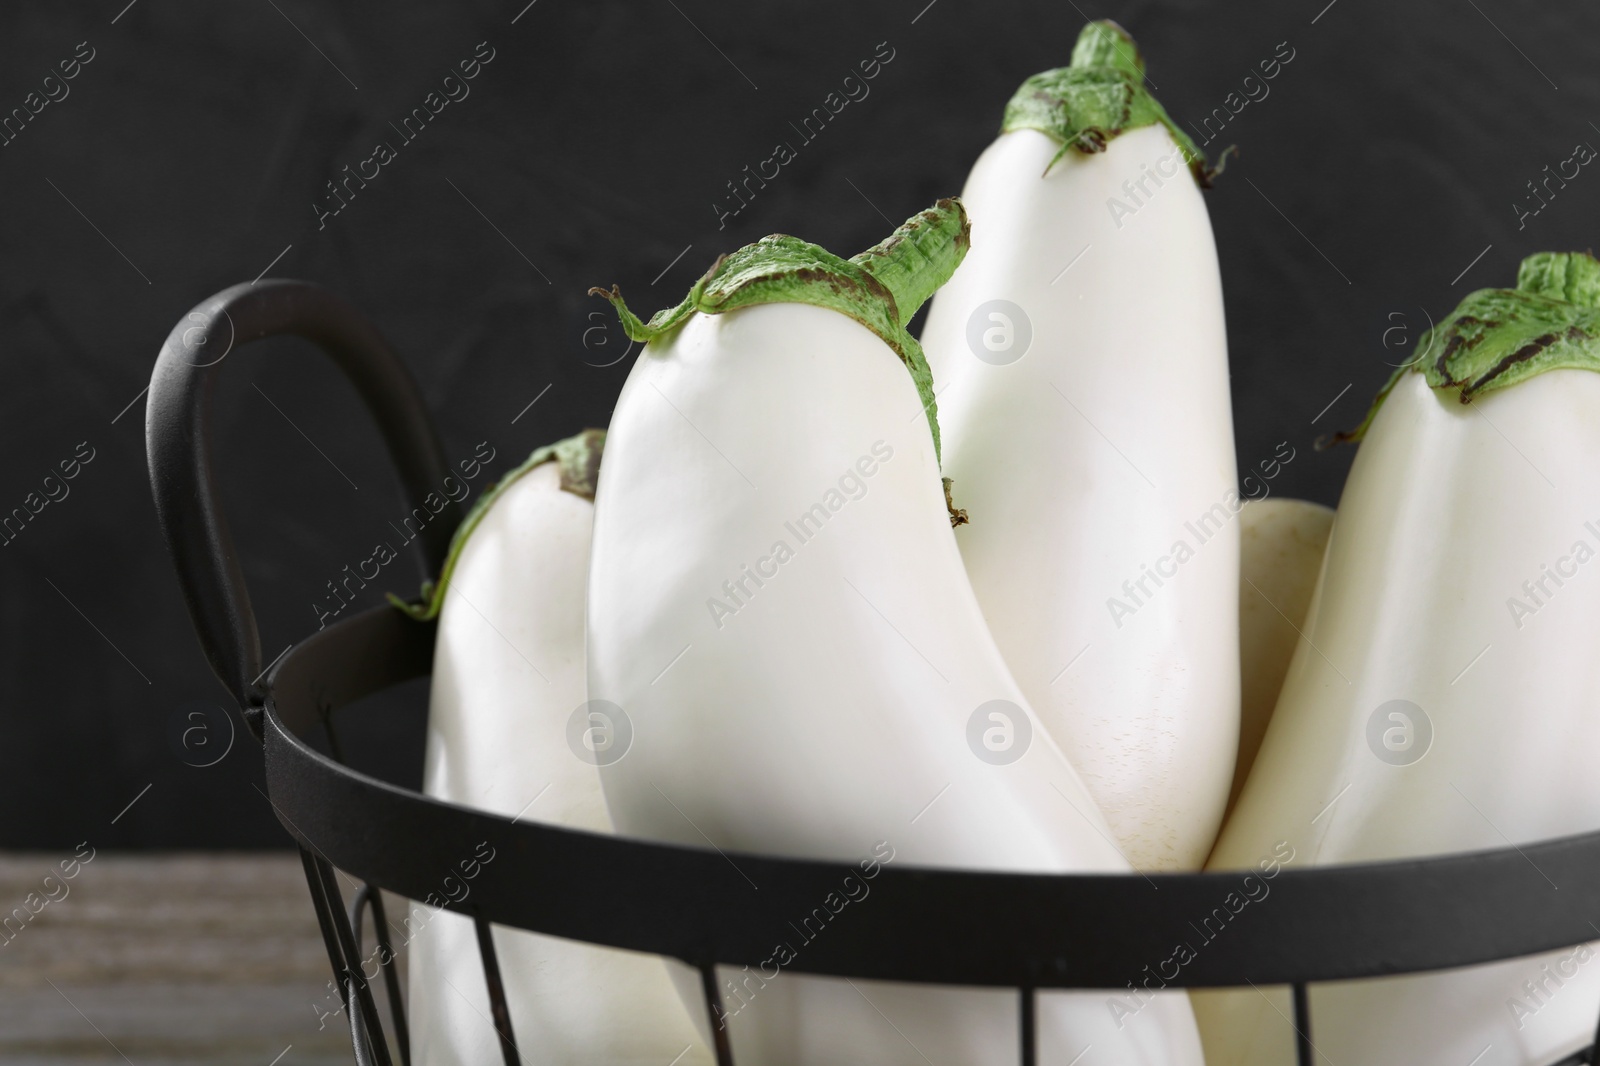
146,280 -> 1600,1066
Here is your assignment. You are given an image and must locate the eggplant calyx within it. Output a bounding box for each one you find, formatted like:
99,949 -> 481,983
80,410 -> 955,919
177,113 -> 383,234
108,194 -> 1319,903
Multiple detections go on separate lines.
388,428 -> 607,621
1328,252 -> 1600,447
1001,20 -> 1215,185
589,199 -> 970,464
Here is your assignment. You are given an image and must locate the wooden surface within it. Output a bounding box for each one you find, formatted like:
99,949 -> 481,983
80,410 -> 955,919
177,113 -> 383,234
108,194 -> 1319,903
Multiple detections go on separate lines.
0,852 -> 385,1065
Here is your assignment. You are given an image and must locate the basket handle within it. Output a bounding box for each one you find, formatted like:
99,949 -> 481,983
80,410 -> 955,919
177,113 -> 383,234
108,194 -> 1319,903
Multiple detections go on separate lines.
146,280 -> 457,733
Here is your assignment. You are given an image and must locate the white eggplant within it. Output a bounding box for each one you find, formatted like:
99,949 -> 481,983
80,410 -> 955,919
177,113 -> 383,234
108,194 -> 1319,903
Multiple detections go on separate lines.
1199,253 -> 1600,1065
1230,498 -> 1334,816
399,431 -> 712,1066
588,203 -> 1204,1064
919,21 -> 1239,871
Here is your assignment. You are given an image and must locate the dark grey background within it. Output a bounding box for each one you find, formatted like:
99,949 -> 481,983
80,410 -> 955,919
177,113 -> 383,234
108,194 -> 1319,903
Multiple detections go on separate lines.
0,0 -> 1591,847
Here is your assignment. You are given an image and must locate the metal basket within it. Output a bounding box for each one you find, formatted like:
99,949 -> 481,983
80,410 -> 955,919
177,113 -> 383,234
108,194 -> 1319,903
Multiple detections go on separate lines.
146,281 -> 1600,1066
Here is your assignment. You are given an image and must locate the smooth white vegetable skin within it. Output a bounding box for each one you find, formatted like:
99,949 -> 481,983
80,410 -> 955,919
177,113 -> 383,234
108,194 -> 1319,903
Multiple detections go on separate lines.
1199,370 -> 1600,1065
1231,498 -> 1334,815
408,460 -> 712,1066
921,124 -> 1240,871
588,301 -> 1203,1065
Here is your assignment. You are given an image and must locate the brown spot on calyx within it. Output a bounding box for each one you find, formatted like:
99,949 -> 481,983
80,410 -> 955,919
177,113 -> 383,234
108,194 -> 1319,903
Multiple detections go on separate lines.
853,270 -> 897,320
879,335 -> 914,373
772,264 -> 898,325
870,232 -> 911,266
934,197 -> 973,253
698,252 -> 732,288
1074,127 -> 1109,153
791,265 -> 853,290
788,266 -> 834,285
1461,331 -> 1563,401
943,477 -> 969,528
1454,317 -> 1497,350
1434,332 -> 1465,383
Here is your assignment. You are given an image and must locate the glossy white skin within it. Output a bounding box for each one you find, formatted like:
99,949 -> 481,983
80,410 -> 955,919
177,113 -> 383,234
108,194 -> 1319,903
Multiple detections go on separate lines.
1230,498 -> 1335,817
1199,370 -> 1600,1065
588,301 -> 1204,1066
920,124 -> 1240,871
407,460 -> 712,1066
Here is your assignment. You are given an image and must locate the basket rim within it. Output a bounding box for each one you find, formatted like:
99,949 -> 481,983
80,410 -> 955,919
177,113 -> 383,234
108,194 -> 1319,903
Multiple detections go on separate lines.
261,602 -> 1600,990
